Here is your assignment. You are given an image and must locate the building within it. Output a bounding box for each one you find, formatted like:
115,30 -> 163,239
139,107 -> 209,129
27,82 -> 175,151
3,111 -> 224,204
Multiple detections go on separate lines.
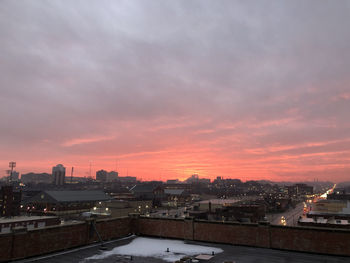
166,179 -> 180,184
189,201 -> 266,223
52,164 -> 66,186
21,173 -> 52,184
22,190 -> 111,214
0,186 -> 21,217
118,176 -> 137,183
286,183 -> 313,198
163,188 -> 190,206
0,216 -> 60,233
306,199 -> 350,222
107,171 -> 119,182
298,217 -> 350,229
10,171 -> 19,181
130,183 -> 163,200
96,170 -> 108,182
185,174 -> 199,183
327,188 -> 350,200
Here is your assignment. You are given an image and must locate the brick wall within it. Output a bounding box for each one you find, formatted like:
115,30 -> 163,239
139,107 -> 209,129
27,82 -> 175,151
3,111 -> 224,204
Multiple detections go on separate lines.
0,217 -> 131,262
136,217 -> 350,257
1,216 -> 350,262
270,225 -> 350,255
194,220 -> 270,248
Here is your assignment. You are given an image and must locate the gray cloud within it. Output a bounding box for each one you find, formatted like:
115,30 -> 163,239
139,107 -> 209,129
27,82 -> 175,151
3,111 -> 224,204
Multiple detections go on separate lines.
1,0 -> 350,180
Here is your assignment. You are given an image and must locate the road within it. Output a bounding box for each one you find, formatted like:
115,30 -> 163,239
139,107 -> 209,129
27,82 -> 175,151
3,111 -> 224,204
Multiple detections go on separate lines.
267,202 -> 305,226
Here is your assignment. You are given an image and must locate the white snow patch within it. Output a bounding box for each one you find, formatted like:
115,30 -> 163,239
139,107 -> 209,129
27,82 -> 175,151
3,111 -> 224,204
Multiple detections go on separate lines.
84,237 -> 223,262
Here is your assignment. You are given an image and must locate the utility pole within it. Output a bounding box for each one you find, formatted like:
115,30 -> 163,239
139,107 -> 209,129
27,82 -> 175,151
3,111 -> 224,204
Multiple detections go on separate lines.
70,167 -> 74,183
8,161 -> 16,183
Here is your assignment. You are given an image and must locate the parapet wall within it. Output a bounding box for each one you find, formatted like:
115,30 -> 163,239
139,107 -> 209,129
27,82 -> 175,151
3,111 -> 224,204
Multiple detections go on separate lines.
136,217 -> 350,256
0,217 -> 131,262
1,216 -> 350,262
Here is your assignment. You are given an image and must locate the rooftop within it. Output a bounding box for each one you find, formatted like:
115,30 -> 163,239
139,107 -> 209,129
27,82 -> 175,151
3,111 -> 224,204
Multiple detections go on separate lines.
0,216 -> 58,224
23,190 -> 111,203
13,236 -> 350,263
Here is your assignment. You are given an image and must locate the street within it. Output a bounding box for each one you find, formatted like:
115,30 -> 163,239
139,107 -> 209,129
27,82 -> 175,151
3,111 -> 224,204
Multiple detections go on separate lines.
267,202 -> 305,226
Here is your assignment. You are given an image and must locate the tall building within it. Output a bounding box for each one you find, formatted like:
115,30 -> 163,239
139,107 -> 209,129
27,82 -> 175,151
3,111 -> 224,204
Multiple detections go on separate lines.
52,164 -> 66,186
96,170 -> 108,182
0,186 -> 21,217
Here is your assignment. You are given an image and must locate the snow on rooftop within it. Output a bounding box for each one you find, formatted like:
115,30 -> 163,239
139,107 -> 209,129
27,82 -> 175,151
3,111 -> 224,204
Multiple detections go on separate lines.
84,237 -> 223,262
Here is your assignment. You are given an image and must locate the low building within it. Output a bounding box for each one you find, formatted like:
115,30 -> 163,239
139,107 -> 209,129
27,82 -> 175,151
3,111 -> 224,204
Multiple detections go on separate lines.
306,199 -> 350,220
130,184 -> 163,200
107,171 -> 119,182
211,203 -> 266,223
286,184 -> 313,197
0,216 -> 60,233
0,186 -> 21,217
20,173 -> 52,184
164,188 -> 190,206
22,190 -> 111,215
327,189 -> 350,201
298,217 -> 350,229
188,201 -> 266,223
118,176 -> 137,183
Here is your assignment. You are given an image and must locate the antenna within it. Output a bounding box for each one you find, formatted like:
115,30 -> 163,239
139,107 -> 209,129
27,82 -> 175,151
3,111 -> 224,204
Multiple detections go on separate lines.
70,167 -> 74,183
8,161 -> 16,183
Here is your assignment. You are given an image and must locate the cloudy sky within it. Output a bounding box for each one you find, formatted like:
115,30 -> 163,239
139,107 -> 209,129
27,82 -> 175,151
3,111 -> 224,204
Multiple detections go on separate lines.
1,0 -> 350,182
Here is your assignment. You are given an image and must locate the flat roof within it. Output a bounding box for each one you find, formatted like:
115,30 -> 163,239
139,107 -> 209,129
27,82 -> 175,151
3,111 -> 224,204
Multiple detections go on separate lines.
0,216 -> 58,224
12,236 -> 350,263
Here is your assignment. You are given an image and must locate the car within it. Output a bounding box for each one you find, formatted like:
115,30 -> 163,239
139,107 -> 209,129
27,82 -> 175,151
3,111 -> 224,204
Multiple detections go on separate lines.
280,216 -> 287,226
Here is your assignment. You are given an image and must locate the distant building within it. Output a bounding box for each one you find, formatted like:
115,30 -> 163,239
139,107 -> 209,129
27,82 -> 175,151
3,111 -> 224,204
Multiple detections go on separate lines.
0,186 -> 21,217
286,184 -> 313,197
96,170 -> 108,182
166,179 -> 179,184
52,164 -> 66,186
10,171 -> 19,181
164,188 -> 190,206
184,174 -> 210,184
130,184 -> 162,200
189,201 -> 266,223
22,190 -> 111,213
21,173 -> 52,184
307,199 -> 350,220
298,217 -> 350,229
327,188 -> 350,201
185,174 -> 199,183
107,171 -> 119,182
295,183 -> 313,195
118,176 -> 137,183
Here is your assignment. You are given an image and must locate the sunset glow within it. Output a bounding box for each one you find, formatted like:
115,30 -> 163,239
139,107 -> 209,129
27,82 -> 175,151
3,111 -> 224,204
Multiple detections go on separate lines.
1,1 -> 350,182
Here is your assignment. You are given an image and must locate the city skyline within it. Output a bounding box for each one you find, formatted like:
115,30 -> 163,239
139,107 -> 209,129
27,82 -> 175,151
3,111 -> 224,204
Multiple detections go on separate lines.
1,1 -> 350,182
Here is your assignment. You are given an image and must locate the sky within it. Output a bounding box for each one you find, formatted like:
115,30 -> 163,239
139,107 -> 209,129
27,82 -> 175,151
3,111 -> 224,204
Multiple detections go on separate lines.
1,0 -> 350,182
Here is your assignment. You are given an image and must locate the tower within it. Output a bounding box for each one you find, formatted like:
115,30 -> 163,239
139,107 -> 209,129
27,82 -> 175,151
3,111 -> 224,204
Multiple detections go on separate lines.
52,164 -> 66,186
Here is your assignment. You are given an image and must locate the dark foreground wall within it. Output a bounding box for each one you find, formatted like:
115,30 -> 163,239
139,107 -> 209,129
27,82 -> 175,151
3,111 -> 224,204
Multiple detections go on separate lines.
1,216 -> 350,262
